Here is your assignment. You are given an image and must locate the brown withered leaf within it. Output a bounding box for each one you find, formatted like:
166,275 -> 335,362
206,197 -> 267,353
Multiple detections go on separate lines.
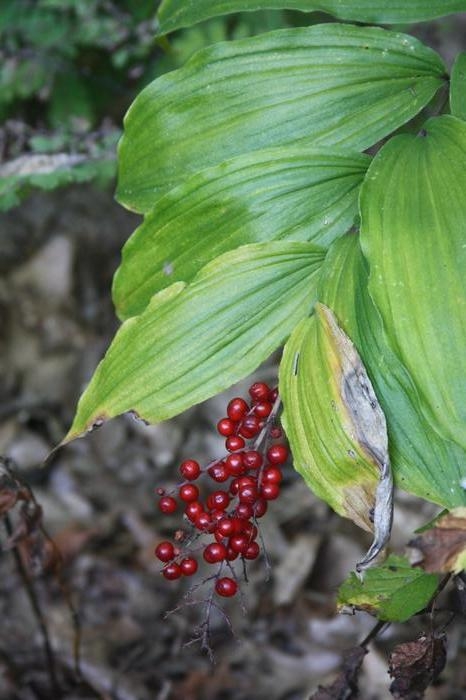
389,633 -> 446,699
310,646 -> 367,700
0,462 -> 29,516
410,507 -> 466,573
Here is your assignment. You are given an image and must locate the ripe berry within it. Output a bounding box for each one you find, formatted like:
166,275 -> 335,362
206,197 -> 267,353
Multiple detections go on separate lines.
263,467 -> 283,484
225,453 -> 244,476
239,415 -> 261,438
243,450 -> 263,470
244,541 -> 260,560
217,418 -> 237,436
227,398 -> 249,421
253,499 -> 268,517
206,490 -> 230,511
180,459 -> 201,480
179,484 -> 199,502
242,522 -> 258,540
249,382 -> 270,402
180,557 -> 198,576
217,518 -> 235,537
229,534 -> 249,554
267,444 -> 289,465
235,503 -> 254,520
215,577 -> 238,597
226,547 -> 239,561
208,462 -> 229,482
196,512 -> 213,532
261,483 -> 280,500
155,541 -> 175,562
185,501 -> 203,522
239,484 -> 259,505
162,563 -> 182,580
159,496 -> 177,514
253,401 -> 272,418
225,435 -> 245,452
268,388 -> 279,402
203,542 -> 227,563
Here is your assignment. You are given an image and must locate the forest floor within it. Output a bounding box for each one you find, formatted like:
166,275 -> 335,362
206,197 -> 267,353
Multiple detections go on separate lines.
0,184 -> 465,700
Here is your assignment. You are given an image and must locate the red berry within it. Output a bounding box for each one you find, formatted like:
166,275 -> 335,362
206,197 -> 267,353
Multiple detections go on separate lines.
263,467 -> 283,484
226,547 -> 239,561
270,426 -> 282,439
210,509 -> 225,524
268,388 -> 279,402
261,483 -> 280,500
180,459 -> 201,480
179,484 -> 199,502
162,563 -> 182,580
217,418 -> 237,437
253,499 -> 268,517
267,444 -> 289,465
229,534 -> 248,554
155,541 -> 175,562
196,512 -> 213,532
203,542 -> 227,563
159,496 -> 177,514
185,501 -> 203,522
217,518 -> 235,537
242,522 -> 258,540
225,453 -> 245,476
239,484 -> 259,505
249,382 -> 270,402
253,401 -> 272,418
215,576 -> 238,597
239,415 -> 261,438
230,475 -> 255,496
206,490 -> 230,511
180,557 -> 198,576
243,450 -> 263,470
227,398 -> 249,421
235,503 -> 254,520
244,541 -> 260,560
225,435 -> 245,452
208,462 -> 229,482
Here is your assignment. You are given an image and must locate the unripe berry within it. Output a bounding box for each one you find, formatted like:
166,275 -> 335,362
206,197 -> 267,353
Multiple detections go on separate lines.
179,459 -> 201,480
215,576 -> 238,597
203,542 -> 227,563
180,557 -> 198,576
155,541 -> 175,562
179,484 -> 199,502
159,496 -> 177,514
162,563 -> 182,580
227,397 -> 249,421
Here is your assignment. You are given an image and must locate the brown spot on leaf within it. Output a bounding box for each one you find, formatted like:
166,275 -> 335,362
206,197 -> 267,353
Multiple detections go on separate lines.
388,633 -> 446,699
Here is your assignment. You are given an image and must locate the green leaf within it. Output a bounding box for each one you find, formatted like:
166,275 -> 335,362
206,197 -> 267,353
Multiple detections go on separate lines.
157,1 -> 466,35
316,235 -> 466,509
279,304 -> 390,539
337,555 -> 439,622
360,115 -> 466,455
450,51 -> 466,121
113,146 -> 369,320
64,242 -> 324,442
117,24 -> 446,213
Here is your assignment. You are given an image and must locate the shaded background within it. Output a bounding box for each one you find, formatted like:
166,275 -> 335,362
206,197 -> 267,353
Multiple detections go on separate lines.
1,3 -> 465,698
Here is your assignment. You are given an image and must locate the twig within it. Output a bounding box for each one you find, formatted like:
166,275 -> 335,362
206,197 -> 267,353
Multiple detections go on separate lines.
4,514 -> 60,694
359,619 -> 390,648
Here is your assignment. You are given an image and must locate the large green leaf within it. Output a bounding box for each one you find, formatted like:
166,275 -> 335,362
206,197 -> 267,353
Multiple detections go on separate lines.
64,242 -> 324,443
113,146 -> 369,320
451,52 -> 466,121
338,555 -> 438,623
316,235 -> 466,509
360,116 -> 466,454
117,24 -> 445,213
157,1 -> 466,35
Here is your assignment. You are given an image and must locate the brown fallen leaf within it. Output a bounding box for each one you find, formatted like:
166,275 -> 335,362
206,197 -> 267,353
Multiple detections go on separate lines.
310,646 -> 367,700
388,632 -> 446,699
409,507 -> 466,573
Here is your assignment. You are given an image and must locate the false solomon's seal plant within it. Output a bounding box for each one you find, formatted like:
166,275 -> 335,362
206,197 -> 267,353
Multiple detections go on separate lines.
62,1 -> 466,628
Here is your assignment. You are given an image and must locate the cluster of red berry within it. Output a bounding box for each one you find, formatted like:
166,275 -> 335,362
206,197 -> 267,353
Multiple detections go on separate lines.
154,382 -> 288,599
